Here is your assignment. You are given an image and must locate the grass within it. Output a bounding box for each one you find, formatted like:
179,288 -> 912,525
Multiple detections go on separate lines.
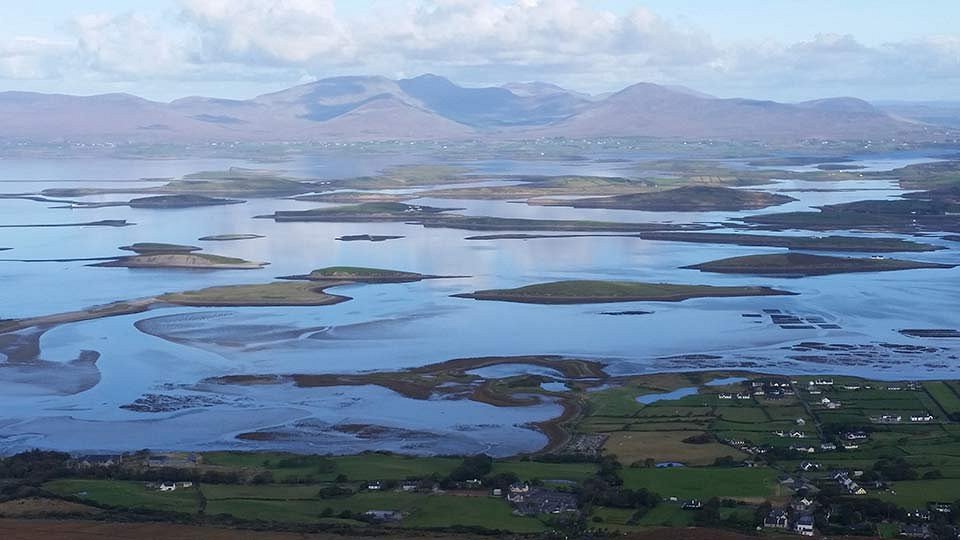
490,461 -> 598,482
44,479 -> 200,514
459,280 -> 791,304
605,431 -> 746,466
159,281 -> 348,307
620,467 -> 778,501
686,253 -> 951,276
202,452 -> 460,482
587,386 -> 645,417
925,382 -> 960,415
875,479 -> 960,507
633,504 -> 695,527
206,491 -> 544,533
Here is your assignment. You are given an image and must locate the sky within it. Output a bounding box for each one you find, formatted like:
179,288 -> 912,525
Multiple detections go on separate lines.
1,0 -> 958,102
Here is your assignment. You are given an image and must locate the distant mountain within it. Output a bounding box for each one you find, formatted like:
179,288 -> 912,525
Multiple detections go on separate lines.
876,101 -> 960,128
529,84 -> 930,141
0,75 -> 943,143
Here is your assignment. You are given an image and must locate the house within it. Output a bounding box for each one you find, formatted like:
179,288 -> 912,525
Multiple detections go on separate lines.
811,378 -> 834,386
774,430 -> 786,438
821,397 -> 833,405
929,502 -> 953,513
763,509 -> 790,529
790,431 -> 807,439
808,389 -> 822,395
842,442 -> 860,450
899,524 -> 930,538
75,454 -> 122,469
400,482 -> 418,492
464,478 -> 483,489
843,431 -> 869,440
364,510 -> 403,522
491,488 -> 502,497
736,393 -> 751,400
718,393 -> 733,400
790,445 -> 816,454
800,461 -> 821,472
366,481 -> 383,491
879,414 -> 903,423
820,443 -> 837,451
796,418 -> 807,426
825,401 -> 842,409
509,482 -> 530,494
794,513 -> 815,536
158,482 -> 177,492
509,488 -> 578,516
907,509 -> 932,521
842,384 -> 861,391
910,413 -> 934,422
681,500 -> 703,510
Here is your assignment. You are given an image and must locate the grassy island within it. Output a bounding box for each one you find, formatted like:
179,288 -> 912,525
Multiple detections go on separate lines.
128,194 -> 245,208
119,243 -> 202,254
454,280 -> 793,304
198,234 -> 264,242
638,232 -> 942,252
283,266 -> 434,283
535,185 -> 795,211
263,202 -> 457,222
93,253 -> 267,270
685,252 -> 955,276
158,281 -> 350,307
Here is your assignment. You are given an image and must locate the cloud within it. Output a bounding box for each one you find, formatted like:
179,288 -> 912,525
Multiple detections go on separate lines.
0,37 -> 70,80
0,0 -> 958,100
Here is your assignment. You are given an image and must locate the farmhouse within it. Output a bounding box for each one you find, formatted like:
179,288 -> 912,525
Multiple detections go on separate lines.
763,509 -> 789,529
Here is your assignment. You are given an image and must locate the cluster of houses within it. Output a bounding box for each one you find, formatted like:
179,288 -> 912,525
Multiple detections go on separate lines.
832,471 -> 867,495
872,412 -> 936,424
505,482 -> 578,516
763,508 -> 815,537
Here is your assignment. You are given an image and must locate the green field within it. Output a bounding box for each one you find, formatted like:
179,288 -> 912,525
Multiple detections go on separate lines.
205,490 -> 544,532
925,382 -> 960,415
491,461 -> 598,482
203,452 -> 460,483
620,467 -> 778,501
44,479 -> 200,514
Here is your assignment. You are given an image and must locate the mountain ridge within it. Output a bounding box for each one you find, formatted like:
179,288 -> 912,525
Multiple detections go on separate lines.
0,74 -> 944,143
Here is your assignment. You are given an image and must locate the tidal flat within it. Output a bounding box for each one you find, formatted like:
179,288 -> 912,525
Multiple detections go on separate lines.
0,146 -> 958,457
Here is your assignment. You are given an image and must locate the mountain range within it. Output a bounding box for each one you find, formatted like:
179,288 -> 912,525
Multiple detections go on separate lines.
0,74 -> 944,143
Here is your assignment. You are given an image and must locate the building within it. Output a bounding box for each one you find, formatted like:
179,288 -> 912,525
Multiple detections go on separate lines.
158,482 -> 177,492
74,454 -> 122,469
366,481 -> 383,491
794,513 -> 815,536
820,442 -> 837,451
910,413 -> 935,422
681,500 -> 703,510
509,488 -> 578,516
899,524 -> 930,538
364,510 -> 403,522
763,509 -> 790,529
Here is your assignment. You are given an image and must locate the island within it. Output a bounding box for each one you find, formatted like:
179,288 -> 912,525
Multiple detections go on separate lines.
92,253 -> 267,270
119,243 -> 202,254
260,202 -> 458,222
198,234 -> 265,242
157,281 -> 350,306
281,266 -> 443,283
128,194 -> 245,208
684,253 -> 955,276
293,192 -> 411,204
453,280 -> 794,304
636,232 -> 942,252
0,219 -> 132,228
335,234 -> 404,242
532,185 -> 796,211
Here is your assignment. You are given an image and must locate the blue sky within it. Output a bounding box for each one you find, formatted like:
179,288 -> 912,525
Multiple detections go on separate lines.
2,1 -> 958,102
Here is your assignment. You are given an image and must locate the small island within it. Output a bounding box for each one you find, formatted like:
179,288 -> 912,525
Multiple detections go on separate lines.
260,202 -> 458,222
158,281 -> 349,306
92,253 -> 267,270
128,194 -> 245,208
335,234 -> 404,242
281,266 -> 438,283
119,242 -> 202,254
0,219 -> 132,228
637,232 -> 942,252
453,280 -> 793,304
198,234 -> 265,242
293,192 -> 410,204
533,186 -> 795,211
684,253 -> 955,277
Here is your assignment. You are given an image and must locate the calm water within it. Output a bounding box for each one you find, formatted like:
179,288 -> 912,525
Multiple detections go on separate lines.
1,152 -> 958,455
